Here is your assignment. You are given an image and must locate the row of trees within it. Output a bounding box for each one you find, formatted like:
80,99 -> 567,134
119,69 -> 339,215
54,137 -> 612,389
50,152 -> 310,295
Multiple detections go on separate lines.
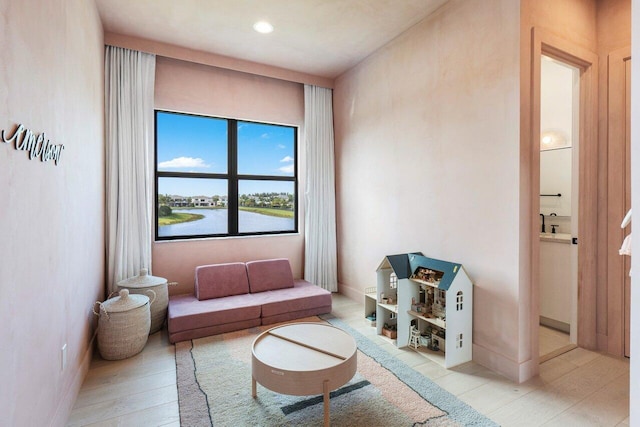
157,192 -> 294,210
239,192 -> 294,209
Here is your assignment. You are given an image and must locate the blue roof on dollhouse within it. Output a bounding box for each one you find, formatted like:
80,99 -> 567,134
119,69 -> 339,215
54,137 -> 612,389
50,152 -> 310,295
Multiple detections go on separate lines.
377,252 -> 462,291
377,252 -> 423,279
408,254 -> 461,291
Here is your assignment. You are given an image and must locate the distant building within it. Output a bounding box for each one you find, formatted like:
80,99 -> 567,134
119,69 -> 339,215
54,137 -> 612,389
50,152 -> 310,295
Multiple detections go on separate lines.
169,195 -> 189,207
216,196 -> 228,207
192,196 -> 213,207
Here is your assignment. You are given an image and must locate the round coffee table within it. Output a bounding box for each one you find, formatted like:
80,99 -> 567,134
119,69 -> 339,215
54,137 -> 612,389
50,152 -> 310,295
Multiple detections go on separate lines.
251,322 -> 357,426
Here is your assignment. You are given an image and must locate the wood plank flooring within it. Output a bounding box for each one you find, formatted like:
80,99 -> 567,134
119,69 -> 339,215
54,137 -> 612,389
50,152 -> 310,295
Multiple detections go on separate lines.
68,293 -> 630,426
539,325 -> 576,363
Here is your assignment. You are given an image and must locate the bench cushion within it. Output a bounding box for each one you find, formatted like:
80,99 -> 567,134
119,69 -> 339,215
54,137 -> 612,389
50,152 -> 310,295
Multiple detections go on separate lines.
246,258 -> 295,293
195,262 -> 249,300
168,293 -> 261,335
257,280 -> 332,318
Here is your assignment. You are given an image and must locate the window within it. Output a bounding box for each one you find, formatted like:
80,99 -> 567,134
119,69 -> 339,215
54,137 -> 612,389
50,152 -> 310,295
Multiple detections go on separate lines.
456,291 -> 463,311
389,272 -> 398,289
155,111 -> 297,240
457,333 -> 463,349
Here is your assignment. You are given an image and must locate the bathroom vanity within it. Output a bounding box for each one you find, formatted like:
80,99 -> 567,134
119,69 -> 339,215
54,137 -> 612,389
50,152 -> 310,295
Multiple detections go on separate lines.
539,232 -> 573,332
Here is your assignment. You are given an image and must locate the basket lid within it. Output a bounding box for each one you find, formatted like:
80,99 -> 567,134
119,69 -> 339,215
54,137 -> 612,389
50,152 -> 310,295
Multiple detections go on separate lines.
117,268 -> 166,288
102,289 -> 149,312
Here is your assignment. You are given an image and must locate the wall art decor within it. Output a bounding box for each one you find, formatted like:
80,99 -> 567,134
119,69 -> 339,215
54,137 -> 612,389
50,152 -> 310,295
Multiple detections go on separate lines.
1,123 -> 64,165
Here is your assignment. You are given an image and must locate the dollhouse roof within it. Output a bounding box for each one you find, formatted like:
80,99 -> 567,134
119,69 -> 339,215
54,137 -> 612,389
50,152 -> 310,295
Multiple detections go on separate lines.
377,252 -> 467,291
376,252 -> 424,279
408,253 -> 462,291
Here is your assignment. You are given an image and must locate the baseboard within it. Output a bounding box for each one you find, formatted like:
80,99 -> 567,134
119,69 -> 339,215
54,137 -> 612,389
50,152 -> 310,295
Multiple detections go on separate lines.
539,316 -> 570,333
472,343 -> 539,383
51,331 -> 96,426
337,282 -> 363,302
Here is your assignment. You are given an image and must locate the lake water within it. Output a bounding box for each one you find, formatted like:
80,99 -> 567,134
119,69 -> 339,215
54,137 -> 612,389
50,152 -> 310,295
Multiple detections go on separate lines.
158,208 -> 295,237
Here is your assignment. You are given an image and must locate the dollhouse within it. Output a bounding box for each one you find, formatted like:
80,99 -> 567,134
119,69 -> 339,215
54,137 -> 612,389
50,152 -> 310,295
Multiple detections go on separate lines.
367,252 -> 473,368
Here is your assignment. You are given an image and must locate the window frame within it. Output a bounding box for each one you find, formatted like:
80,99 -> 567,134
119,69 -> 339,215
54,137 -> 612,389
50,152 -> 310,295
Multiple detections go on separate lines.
154,110 -> 298,241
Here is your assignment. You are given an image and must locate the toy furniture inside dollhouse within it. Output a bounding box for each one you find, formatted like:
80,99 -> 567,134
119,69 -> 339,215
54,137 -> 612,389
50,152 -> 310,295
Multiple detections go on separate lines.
376,264 -> 400,339
369,252 -> 473,368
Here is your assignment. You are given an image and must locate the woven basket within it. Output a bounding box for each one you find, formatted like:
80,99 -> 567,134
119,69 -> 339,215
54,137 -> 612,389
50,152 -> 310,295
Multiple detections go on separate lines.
117,269 -> 176,334
93,288 -> 155,360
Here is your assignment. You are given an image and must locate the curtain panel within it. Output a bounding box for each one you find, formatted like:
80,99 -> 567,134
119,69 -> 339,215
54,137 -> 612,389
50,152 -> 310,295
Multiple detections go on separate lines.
105,46 -> 156,293
304,85 -> 338,292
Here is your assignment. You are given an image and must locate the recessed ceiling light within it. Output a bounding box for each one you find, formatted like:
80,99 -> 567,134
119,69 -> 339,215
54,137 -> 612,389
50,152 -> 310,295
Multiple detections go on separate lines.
253,21 -> 274,34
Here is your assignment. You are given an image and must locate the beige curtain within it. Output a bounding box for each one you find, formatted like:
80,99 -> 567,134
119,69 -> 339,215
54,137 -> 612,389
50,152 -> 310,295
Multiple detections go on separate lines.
105,46 -> 156,293
304,85 -> 338,292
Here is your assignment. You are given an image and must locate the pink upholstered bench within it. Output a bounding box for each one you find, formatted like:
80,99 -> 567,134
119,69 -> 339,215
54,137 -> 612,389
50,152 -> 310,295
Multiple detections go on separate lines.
167,259 -> 332,343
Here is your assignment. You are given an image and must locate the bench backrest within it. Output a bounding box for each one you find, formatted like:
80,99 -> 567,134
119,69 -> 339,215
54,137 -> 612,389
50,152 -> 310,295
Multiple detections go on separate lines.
246,258 -> 295,293
195,262 -> 250,300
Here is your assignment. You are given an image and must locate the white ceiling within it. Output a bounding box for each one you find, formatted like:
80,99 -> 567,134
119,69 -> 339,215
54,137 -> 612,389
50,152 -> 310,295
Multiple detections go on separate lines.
95,0 -> 448,79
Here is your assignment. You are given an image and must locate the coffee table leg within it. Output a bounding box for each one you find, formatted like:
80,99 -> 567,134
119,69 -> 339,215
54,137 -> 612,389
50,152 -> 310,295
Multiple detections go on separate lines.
323,380 -> 330,427
252,376 -> 257,398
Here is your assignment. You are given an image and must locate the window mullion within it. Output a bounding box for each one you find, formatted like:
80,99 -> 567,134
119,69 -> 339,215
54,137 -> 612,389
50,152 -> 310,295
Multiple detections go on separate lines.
228,119 -> 239,235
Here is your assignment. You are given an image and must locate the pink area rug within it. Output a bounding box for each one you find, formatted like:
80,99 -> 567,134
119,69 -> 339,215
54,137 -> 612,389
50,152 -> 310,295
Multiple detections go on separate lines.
174,316 -> 496,426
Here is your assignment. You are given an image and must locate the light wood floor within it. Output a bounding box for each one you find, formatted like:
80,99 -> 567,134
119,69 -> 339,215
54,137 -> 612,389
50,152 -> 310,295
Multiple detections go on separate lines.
68,293 -> 630,426
539,324 -> 575,362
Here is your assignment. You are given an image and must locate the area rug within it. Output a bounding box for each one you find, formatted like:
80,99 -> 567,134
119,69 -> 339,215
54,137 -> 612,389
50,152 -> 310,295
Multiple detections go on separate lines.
175,315 -> 497,426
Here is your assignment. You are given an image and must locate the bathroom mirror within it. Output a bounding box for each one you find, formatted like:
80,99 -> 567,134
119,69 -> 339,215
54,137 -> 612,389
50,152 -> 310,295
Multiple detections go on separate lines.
540,148 -> 571,216
539,55 -> 578,217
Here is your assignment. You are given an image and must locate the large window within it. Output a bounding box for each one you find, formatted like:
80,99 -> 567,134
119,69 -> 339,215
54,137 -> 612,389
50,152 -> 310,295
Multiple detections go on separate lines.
155,110 -> 297,240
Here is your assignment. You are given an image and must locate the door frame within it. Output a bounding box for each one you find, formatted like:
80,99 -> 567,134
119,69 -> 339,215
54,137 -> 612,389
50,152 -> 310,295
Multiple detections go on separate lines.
530,28 -> 599,359
607,46 -> 632,357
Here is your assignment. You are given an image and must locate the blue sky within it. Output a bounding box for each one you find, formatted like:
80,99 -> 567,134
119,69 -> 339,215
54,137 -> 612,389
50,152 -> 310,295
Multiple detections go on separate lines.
156,112 -> 295,196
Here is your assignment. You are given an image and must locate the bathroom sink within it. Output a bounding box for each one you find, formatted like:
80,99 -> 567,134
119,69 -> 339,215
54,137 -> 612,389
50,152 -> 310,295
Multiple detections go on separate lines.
539,232 -> 572,243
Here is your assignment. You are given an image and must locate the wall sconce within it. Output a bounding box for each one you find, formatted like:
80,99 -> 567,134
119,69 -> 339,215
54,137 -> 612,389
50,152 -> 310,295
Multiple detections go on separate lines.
540,129 -> 570,150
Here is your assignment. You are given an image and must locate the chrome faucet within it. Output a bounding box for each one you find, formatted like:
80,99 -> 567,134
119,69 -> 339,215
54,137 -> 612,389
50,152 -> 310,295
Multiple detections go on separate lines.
540,214 -> 545,233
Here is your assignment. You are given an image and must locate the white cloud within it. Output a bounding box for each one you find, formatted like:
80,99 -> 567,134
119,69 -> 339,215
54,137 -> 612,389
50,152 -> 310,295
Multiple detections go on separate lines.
158,157 -> 210,168
277,144 -> 286,149
261,133 -> 270,139
279,164 -> 295,174
280,156 -> 294,163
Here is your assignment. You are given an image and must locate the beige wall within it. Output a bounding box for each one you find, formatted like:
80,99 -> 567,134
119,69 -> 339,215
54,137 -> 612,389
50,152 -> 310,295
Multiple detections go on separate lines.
334,0 -> 523,380
0,0 -> 105,425
153,57 -> 305,295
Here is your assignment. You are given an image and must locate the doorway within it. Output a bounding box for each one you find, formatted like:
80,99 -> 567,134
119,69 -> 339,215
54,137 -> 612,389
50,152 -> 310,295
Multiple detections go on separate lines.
538,55 -> 579,361
531,28 -> 599,365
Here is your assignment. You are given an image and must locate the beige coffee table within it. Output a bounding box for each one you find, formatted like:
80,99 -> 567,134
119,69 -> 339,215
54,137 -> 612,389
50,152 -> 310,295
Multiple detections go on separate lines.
251,322 -> 357,426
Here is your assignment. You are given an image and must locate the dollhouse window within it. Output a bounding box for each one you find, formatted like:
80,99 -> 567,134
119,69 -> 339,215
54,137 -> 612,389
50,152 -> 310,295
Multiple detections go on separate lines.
456,291 -> 463,311
390,272 -> 398,289
457,333 -> 463,348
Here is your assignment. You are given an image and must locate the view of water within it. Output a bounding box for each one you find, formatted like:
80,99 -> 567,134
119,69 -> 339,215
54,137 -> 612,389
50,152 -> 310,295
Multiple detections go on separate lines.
158,208 -> 295,237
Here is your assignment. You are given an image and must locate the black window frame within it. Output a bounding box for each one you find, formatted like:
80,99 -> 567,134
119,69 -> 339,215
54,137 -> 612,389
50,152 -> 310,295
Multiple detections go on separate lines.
154,110 -> 298,240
